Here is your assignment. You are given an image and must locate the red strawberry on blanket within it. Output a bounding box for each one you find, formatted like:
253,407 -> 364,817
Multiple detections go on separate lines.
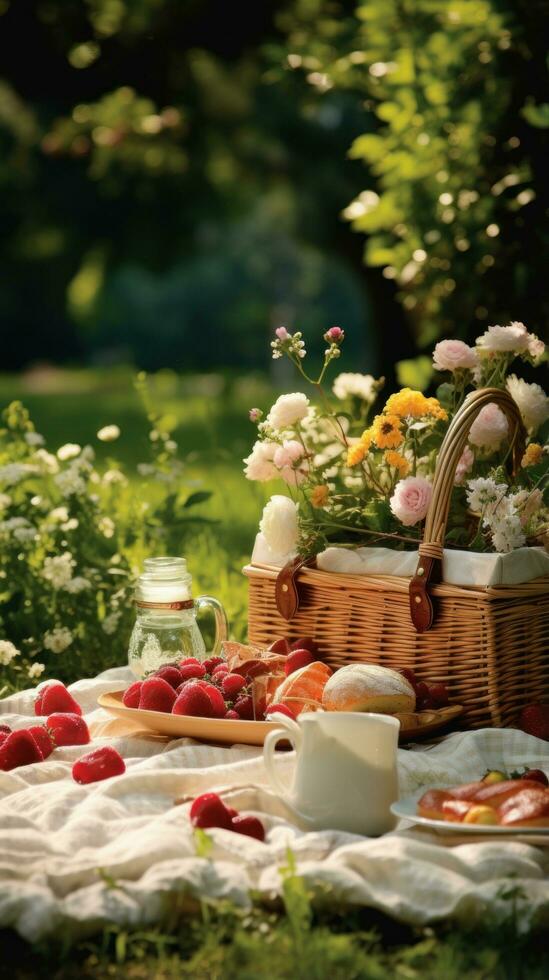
519,703 -> 549,741
122,681 -> 142,708
47,713 -> 90,747
0,724 -> 11,735
265,703 -> 296,720
35,682 -> 82,717
0,730 -> 44,770
172,685 -> 213,718
230,814 -> 265,841
72,746 -> 126,784
0,732 -> 8,748
138,677 -> 176,713
152,666 -> 183,689
190,792 -> 232,829
27,725 -> 55,759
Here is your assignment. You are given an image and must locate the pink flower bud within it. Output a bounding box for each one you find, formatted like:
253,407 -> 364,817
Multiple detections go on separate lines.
275,327 -> 290,341
249,408 -> 263,423
324,326 -> 344,344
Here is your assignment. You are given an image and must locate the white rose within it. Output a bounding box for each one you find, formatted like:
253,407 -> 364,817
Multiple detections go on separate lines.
266,393 -> 309,430
469,403 -> 509,449
432,340 -> 478,372
476,321 -> 529,353
243,441 -> 278,482
259,495 -> 299,555
332,373 -> 377,402
506,375 -> 549,433
97,425 -> 121,442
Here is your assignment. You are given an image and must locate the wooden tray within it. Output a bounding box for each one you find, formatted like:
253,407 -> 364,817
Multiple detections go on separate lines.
98,691 -> 464,746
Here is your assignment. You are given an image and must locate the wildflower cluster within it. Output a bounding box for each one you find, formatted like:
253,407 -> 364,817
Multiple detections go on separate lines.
245,322 -> 548,558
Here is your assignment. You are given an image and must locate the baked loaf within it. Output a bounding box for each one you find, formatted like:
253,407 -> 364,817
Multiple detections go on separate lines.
418,779 -> 549,828
322,664 -> 416,714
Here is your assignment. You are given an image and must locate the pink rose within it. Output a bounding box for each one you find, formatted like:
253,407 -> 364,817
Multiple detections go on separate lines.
432,339 -> 478,372
454,445 -> 474,485
243,441 -> 278,482
469,403 -> 509,449
273,440 -> 308,486
249,408 -> 263,423
275,326 -> 290,341
389,476 -> 432,527
324,326 -> 345,344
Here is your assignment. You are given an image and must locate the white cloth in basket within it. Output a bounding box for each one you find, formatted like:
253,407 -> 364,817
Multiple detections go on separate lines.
1,666 -> 548,942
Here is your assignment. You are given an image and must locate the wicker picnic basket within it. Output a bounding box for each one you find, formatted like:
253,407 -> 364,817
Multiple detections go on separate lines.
244,388 -> 549,729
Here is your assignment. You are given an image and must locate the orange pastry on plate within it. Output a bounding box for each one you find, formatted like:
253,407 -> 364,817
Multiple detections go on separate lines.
273,661 -> 332,716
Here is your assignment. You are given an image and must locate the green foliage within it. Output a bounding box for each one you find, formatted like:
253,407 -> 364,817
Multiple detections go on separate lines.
280,0 -> 549,345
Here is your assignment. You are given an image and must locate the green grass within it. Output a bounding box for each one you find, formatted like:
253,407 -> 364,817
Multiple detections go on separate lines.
1,368 -> 546,978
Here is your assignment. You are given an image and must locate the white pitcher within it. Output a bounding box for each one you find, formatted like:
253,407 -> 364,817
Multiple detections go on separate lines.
263,711 -> 399,836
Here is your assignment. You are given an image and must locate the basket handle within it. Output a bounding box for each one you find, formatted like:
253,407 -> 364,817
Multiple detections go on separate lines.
409,387 -> 526,633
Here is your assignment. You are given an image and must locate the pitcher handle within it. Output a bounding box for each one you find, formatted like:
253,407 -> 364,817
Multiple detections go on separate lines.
263,714 -> 302,799
194,595 -> 228,657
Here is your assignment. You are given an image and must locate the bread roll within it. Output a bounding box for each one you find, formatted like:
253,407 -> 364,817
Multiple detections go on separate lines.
322,664 -> 416,714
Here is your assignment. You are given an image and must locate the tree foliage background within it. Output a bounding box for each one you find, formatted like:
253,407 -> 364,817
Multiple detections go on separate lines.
0,0 -> 546,380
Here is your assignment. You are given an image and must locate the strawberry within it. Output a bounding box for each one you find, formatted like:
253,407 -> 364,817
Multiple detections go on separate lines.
35,683 -> 82,717
0,730 -> 44,770
179,662 -> 207,682
0,724 -> 11,735
152,666 -> 183,689
27,725 -> 54,759
138,677 -> 176,713
221,673 -> 247,698
190,792 -> 232,829
172,685 -> 213,718
47,713 -> 90,747
284,649 -> 314,676
72,746 -> 126,784
226,806 -> 239,819
224,709 -> 240,719
179,657 -> 202,667
0,733 -> 8,748
212,664 -> 230,679
203,656 -> 225,674
399,667 -> 419,693
290,636 -> 318,656
268,638 -> 291,655
429,683 -> 449,707
519,703 -> 549,741
194,681 -> 226,718
233,695 -> 254,720
265,703 -> 296,720
522,769 -> 548,786
122,681 -> 142,708
415,681 -> 434,710
230,814 -> 265,841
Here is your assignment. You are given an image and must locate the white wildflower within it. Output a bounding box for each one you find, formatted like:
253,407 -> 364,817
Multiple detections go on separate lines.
0,493 -> 12,510
43,627 -> 73,653
510,488 -> 544,527
64,576 -> 91,593
103,469 -> 127,486
506,375 -> 549,433
0,639 -> 20,666
266,393 -> 310,431
102,611 -> 121,635
24,432 -> 45,447
28,662 -> 46,679
57,443 -> 81,461
54,468 -> 86,496
466,477 -> 508,515
98,516 -> 115,538
49,506 -> 69,522
243,441 -> 278,482
332,372 -> 378,402
33,449 -> 59,474
42,552 -> 75,589
97,425 -> 120,442
259,495 -> 299,555
61,518 -> 79,531
490,513 -> 526,553
0,462 -> 37,485
476,321 -> 529,353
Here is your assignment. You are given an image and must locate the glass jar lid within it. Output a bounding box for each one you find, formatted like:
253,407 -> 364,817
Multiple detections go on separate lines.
136,556 -> 193,604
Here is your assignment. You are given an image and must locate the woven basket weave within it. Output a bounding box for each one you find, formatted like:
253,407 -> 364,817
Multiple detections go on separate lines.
245,388 -> 549,729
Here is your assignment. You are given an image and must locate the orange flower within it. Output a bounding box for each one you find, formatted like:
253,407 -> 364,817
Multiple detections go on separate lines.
371,413 -> 404,449
384,387 -> 447,421
384,450 -> 410,476
347,442 -> 367,466
521,443 -> 543,468
360,427 -> 373,451
311,484 -> 330,507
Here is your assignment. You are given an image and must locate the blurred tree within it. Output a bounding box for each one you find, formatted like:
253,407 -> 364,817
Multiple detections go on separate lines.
277,0 -> 549,354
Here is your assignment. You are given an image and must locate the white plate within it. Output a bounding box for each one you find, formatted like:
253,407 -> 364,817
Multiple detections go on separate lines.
391,789 -> 549,836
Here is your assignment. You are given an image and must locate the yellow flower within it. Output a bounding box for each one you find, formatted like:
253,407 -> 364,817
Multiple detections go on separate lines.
371,413 -> 404,449
311,484 -> 330,507
347,442 -> 367,466
521,443 -> 544,468
384,387 -> 447,421
384,450 -> 410,476
360,427 -> 373,451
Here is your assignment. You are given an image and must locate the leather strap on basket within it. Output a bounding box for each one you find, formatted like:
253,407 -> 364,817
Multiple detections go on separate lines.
410,387 -> 526,633
275,556 -> 314,621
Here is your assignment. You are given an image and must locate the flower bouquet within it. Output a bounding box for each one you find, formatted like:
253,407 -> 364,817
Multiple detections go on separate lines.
243,322 -> 549,729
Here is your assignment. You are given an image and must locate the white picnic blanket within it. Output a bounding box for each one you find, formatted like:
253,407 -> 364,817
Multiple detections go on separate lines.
1,666 -> 548,942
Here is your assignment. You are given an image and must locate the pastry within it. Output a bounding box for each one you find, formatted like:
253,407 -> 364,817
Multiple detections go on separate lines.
322,664 -> 416,714
417,778 -> 549,827
273,661 -> 332,716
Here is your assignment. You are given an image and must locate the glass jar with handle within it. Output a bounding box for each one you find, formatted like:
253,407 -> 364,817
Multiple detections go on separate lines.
128,556 -> 228,677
